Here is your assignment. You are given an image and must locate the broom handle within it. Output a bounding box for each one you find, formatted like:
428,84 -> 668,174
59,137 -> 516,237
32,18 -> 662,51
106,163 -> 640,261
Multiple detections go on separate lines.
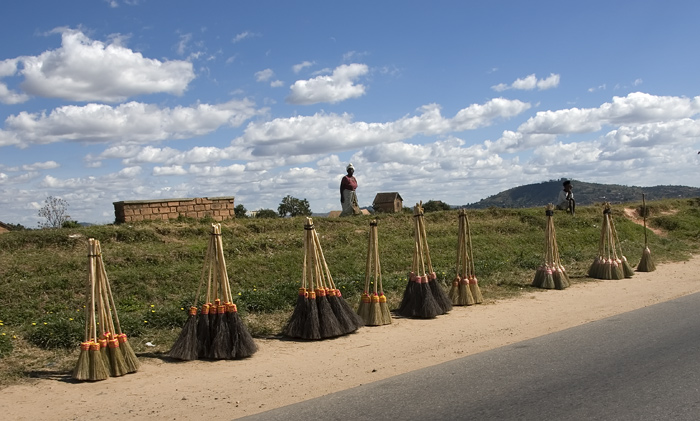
89,240 -> 98,341
84,239 -> 95,342
465,211 -> 476,277
418,211 -> 434,274
456,212 -> 463,276
215,224 -> 234,303
413,205 -> 426,276
373,223 -> 384,294
305,219 -> 315,291
363,222 -> 373,293
642,194 -> 649,246
95,246 -> 113,335
97,241 -> 122,335
193,226 -> 215,307
372,223 -> 378,295
312,226 -> 335,289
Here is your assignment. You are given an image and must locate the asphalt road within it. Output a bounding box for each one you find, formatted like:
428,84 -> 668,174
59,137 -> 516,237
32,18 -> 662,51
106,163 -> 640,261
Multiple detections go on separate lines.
240,291 -> 700,420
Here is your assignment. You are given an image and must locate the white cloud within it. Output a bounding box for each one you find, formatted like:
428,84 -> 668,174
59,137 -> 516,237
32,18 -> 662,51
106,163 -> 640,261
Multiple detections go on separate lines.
233,31 -> 258,43
492,73 -> 560,92
270,80 -> 284,88
255,68 -> 274,82
2,98 -> 262,147
292,61 -> 314,73
22,161 -> 60,171
13,29 -> 195,102
286,63 -> 369,105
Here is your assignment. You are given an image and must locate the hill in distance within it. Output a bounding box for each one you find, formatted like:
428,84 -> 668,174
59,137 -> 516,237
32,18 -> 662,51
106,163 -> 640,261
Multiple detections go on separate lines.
463,179 -> 700,209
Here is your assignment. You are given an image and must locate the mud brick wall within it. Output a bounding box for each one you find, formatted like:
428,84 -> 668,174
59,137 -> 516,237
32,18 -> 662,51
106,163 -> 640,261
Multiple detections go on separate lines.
113,196 -> 235,223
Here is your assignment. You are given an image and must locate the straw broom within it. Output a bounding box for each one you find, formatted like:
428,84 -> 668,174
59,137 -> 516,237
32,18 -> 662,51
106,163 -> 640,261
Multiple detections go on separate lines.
637,194 -> 656,272
608,207 -> 634,278
452,210 -> 474,306
464,211 -> 484,302
284,219 -> 321,339
169,226 -> 216,361
84,239 -> 109,381
72,239 -> 98,381
417,205 -> 452,314
311,221 -> 363,335
356,223 -> 374,323
372,221 -> 392,325
398,203 -> 442,318
532,205 -> 570,289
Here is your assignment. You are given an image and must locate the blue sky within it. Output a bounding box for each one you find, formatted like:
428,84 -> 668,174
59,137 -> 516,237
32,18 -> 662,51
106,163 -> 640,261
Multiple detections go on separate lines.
1,0 -> 699,225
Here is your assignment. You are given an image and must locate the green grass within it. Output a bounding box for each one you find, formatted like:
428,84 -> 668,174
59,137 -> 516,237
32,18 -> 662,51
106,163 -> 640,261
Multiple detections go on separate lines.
1,198 -> 699,385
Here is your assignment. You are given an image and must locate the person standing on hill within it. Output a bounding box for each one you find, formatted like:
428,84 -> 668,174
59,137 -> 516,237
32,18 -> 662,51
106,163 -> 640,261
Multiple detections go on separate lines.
340,163 -> 361,216
556,180 -> 575,215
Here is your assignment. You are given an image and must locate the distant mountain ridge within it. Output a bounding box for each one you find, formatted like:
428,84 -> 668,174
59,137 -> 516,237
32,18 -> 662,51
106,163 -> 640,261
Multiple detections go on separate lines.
463,179 -> 700,209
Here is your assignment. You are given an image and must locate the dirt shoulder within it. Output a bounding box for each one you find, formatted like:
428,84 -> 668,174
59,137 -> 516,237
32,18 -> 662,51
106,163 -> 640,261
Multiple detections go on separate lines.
3,255 -> 700,420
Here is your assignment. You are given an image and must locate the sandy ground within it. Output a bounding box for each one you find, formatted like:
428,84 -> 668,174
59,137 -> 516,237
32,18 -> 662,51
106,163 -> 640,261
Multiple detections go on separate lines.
3,255 -> 700,420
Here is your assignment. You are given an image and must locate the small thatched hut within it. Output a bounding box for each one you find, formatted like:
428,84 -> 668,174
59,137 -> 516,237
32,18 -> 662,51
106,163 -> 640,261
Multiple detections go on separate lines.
372,192 -> 403,213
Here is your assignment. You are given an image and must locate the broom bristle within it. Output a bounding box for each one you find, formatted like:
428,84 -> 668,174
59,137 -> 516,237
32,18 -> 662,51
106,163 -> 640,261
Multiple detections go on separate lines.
301,292 -> 321,340
209,305 -> 232,359
72,342 -> 91,381
378,294 -> 392,325
108,338 -> 128,377
169,308 -> 199,361
99,338 -> 110,373
333,289 -> 364,330
117,334 -> 139,373
367,294 -> 382,326
588,257 -> 601,279
316,289 -> 343,338
611,261 -> 622,280
417,276 -> 441,318
532,266 -> 545,288
327,290 -> 355,334
357,292 -> 371,323
197,304 -> 211,357
283,290 -> 308,338
89,341 -> 110,381
555,266 -> 570,289
448,278 -> 460,305
397,273 -> 417,316
542,267 -> 555,289
458,278 -> 474,306
227,304 -> 257,359
469,276 -> 484,303
428,272 -> 452,313
637,247 -> 656,272
621,256 -> 635,278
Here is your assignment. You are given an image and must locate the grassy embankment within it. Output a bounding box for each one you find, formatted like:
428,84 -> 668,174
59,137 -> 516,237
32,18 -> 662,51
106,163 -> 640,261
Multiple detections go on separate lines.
1,198 -> 699,386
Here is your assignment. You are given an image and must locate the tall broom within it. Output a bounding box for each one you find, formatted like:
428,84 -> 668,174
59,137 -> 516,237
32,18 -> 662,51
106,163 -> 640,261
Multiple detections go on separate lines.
284,219 -> 320,339
371,221 -> 392,325
72,239 -> 98,381
356,222 -> 374,323
452,210 -> 474,306
637,194 -> 656,272
532,205 -> 570,290
95,240 -> 139,373
608,207 -> 635,278
397,203 -> 442,319
311,220 -> 363,334
464,211 -> 484,303
83,239 -> 109,381
417,206 -> 452,314
95,241 -> 128,377
360,220 -> 391,326
169,227 -> 215,361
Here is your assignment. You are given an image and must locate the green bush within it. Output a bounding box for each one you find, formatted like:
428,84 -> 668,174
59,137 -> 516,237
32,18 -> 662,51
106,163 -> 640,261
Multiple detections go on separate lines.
0,334 -> 12,358
143,305 -> 188,329
26,317 -> 83,350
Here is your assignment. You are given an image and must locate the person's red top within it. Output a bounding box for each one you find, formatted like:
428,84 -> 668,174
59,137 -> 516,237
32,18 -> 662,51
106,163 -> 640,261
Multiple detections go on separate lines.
340,175 -> 357,192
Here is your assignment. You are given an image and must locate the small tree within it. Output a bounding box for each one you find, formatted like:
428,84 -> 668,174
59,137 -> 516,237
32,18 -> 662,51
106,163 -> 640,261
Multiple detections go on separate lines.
255,209 -> 278,219
423,200 -> 452,212
234,204 -> 248,218
38,196 -> 71,228
277,195 -> 312,217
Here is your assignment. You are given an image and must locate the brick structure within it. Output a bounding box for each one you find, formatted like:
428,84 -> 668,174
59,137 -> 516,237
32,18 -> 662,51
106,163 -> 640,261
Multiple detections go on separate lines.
113,196 -> 235,223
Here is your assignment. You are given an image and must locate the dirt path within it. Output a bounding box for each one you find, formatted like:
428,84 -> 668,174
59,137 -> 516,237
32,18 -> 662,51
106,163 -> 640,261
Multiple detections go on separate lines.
3,256 -> 700,420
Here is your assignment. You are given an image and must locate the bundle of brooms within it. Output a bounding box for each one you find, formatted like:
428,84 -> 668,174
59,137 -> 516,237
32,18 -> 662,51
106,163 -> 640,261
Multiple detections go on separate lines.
636,193 -> 656,272
397,203 -> 452,318
283,217 -> 364,340
588,203 -> 635,280
73,239 -> 139,381
169,223 -> 257,361
531,205 -> 570,290
449,209 -> 484,304
357,220 -> 392,326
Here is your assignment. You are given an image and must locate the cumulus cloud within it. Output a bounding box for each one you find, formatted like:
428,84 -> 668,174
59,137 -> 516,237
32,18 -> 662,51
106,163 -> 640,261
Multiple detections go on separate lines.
292,61 -> 314,73
238,98 -> 531,156
487,92 -> 700,153
2,98 -> 262,147
11,29 -> 195,102
286,63 -> 369,105
492,73 -> 560,92
255,68 -> 274,82
233,31 -> 259,43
